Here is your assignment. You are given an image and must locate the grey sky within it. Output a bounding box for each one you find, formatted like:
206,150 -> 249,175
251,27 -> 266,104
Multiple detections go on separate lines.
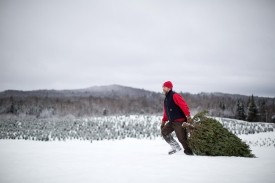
0,0 -> 274,97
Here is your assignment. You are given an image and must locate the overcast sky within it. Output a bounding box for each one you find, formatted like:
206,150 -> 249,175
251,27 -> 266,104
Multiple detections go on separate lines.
0,0 -> 274,97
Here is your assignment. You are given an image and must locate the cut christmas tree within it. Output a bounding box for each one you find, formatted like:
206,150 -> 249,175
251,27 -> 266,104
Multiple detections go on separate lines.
187,111 -> 255,158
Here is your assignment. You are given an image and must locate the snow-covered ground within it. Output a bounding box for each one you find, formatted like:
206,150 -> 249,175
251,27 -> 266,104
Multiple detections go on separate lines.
1,132 -> 275,183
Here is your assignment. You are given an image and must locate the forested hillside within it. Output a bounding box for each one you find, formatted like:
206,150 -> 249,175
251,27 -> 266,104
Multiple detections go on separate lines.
0,85 -> 274,122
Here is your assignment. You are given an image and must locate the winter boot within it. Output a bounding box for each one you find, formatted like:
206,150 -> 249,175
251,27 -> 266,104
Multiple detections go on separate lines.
184,149 -> 194,155
163,134 -> 182,155
168,135 -> 182,155
168,147 -> 182,155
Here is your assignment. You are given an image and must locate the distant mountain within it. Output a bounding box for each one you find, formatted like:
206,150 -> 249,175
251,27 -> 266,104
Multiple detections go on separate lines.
0,84 -> 159,98
75,84 -> 158,98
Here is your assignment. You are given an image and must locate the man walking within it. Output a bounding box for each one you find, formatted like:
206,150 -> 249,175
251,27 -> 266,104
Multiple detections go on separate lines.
161,81 -> 193,155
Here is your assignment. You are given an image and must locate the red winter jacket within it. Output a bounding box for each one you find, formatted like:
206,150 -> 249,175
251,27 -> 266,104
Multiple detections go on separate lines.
162,92 -> 191,123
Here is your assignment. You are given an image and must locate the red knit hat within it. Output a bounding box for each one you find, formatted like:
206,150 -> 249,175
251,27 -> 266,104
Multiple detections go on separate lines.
163,81 -> 173,88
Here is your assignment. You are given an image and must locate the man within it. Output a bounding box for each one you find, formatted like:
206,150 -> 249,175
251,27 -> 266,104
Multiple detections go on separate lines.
161,81 -> 193,155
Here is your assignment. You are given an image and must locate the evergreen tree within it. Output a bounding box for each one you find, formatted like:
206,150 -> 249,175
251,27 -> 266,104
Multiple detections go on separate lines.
9,97 -> 18,114
247,95 -> 259,122
188,111 -> 255,157
235,100 -> 246,120
10,103 -> 16,114
246,96 -> 251,108
259,100 -> 267,122
103,108 -> 107,116
219,102 -> 225,111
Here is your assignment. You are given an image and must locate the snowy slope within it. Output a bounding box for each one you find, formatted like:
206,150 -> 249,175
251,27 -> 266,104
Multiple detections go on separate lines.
1,133 -> 275,183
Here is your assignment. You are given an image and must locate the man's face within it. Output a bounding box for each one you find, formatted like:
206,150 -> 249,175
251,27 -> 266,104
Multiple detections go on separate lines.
162,86 -> 170,94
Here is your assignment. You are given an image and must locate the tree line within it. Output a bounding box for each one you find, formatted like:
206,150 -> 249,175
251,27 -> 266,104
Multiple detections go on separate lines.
182,92 -> 275,122
0,90 -> 274,122
1,94 -> 162,117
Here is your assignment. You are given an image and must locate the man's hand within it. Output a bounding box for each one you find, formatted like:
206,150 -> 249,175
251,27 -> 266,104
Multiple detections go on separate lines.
161,122 -> 165,130
182,121 -> 195,129
187,116 -> 193,123
182,122 -> 190,128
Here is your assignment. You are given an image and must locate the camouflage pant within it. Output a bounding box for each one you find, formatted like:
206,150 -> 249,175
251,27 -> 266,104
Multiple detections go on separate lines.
161,121 -> 191,152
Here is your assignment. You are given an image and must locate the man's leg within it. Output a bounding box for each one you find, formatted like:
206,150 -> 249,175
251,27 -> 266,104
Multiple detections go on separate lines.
161,122 -> 181,152
172,122 -> 193,155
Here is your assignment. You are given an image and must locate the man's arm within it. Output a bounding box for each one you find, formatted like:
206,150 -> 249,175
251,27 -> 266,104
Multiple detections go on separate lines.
173,93 -> 191,117
162,105 -> 168,123
161,106 -> 168,129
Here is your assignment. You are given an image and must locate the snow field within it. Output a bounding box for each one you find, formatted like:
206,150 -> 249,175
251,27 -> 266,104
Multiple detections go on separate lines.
1,133 -> 275,183
1,115 -> 275,183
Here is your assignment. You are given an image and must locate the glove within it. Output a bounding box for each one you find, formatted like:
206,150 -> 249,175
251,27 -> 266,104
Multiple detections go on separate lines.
186,116 -> 193,124
182,121 -> 195,129
161,123 -> 165,130
182,122 -> 190,128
